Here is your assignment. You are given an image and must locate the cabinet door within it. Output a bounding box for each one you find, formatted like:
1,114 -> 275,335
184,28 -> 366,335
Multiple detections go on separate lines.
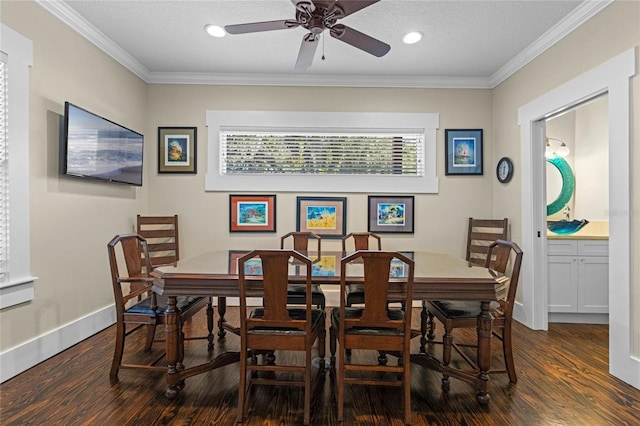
548,256 -> 578,313
578,256 -> 609,313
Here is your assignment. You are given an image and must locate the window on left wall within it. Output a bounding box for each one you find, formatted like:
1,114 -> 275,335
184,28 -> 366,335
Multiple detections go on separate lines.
0,24 -> 36,309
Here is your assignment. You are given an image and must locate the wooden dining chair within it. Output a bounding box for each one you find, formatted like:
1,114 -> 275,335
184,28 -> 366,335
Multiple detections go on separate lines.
280,231 -> 326,309
137,214 -> 214,350
330,250 -> 414,425
237,250 -> 326,425
341,232 -> 382,306
107,233 -> 212,381
418,217 -> 509,350
424,239 -> 523,389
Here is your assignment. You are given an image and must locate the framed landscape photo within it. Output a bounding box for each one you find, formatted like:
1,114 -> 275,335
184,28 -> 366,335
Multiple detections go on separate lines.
296,196 -> 347,238
158,127 -> 197,174
368,195 -> 414,234
445,129 -> 483,176
229,194 -> 276,233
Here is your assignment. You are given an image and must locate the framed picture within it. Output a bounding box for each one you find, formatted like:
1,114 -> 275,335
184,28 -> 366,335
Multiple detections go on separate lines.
229,194 -> 276,233
445,129 -> 483,176
296,196 -> 347,239
158,127 -> 197,174
368,195 -> 414,234
228,250 -> 250,275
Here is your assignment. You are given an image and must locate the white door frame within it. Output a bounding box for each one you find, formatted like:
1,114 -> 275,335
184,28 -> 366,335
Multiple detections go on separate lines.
517,48 -> 638,388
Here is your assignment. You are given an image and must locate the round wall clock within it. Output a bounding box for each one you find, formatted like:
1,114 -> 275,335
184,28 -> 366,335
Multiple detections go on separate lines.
496,157 -> 514,183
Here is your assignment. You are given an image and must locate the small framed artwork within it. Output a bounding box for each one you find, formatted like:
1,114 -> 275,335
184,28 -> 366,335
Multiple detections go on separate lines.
228,250 -> 250,275
158,127 -> 197,174
368,195 -> 415,234
229,194 -> 276,233
296,196 -> 347,239
445,129 -> 483,176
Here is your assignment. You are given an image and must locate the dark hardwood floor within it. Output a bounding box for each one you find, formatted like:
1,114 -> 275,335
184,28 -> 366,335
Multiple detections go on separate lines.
1,307 -> 638,425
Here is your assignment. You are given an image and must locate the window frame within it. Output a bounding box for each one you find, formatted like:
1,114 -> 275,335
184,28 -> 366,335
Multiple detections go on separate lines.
0,24 -> 36,309
206,110 -> 439,193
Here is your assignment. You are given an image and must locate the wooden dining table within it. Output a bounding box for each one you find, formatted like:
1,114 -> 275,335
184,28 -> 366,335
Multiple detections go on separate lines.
151,249 -> 506,405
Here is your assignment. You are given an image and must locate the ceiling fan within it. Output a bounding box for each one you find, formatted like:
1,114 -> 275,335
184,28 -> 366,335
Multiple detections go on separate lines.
224,0 -> 390,70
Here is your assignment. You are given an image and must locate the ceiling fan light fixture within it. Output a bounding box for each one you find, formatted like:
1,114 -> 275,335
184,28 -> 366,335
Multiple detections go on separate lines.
204,24 -> 226,38
402,31 -> 423,44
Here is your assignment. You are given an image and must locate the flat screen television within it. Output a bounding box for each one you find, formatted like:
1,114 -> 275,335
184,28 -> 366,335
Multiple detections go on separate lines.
62,102 -> 144,186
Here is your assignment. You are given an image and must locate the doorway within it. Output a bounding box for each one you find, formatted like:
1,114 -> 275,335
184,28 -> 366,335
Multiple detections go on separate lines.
545,94 -> 609,324
517,48 -> 638,388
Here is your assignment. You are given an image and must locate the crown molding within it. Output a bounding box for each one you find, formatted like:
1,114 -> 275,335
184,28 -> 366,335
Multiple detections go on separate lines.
38,0 -> 611,89
490,0 -> 613,87
35,0 -> 151,80
146,71 -> 493,89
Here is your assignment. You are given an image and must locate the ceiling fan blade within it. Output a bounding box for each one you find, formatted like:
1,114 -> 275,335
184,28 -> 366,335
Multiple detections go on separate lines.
332,0 -> 380,18
295,33 -> 320,70
329,24 -> 390,57
225,20 -> 299,35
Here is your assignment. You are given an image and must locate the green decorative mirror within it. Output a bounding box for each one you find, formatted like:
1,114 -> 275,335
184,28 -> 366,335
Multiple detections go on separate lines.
546,156 -> 575,216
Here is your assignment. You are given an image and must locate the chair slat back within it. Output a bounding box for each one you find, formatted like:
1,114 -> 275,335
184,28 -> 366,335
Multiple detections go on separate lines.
466,218 -> 509,267
136,215 -> 179,269
341,232 -> 382,251
340,251 -> 414,332
280,231 -> 321,253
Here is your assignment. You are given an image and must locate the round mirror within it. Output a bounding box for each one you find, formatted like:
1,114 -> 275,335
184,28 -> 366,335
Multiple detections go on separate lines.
546,157 -> 575,216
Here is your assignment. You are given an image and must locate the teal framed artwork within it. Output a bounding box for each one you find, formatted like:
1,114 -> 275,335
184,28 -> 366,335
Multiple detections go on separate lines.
229,194 -> 276,232
445,129 -> 483,176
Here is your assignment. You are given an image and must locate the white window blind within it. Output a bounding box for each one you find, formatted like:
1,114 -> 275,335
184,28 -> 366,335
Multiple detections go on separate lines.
206,111 -> 439,193
220,130 -> 424,176
0,24 -> 35,311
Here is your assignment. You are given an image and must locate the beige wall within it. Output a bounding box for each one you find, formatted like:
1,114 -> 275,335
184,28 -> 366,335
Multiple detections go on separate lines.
1,0 -> 638,362
491,1 -> 639,354
1,1 -> 149,350
146,85 -> 494,260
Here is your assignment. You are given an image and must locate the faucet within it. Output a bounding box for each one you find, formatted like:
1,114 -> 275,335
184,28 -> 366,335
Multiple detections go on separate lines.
563,205 -> 571,221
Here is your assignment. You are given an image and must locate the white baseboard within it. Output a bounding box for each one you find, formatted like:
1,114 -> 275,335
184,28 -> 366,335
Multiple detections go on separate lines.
0,304 -> 115,383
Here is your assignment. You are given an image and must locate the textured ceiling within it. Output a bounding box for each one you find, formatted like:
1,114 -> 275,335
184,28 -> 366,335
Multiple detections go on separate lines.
39,0 -> 610,88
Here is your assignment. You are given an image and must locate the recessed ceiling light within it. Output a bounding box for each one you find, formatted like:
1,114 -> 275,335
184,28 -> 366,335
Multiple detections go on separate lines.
204,24 -> 225,38
402,31 -> 423,44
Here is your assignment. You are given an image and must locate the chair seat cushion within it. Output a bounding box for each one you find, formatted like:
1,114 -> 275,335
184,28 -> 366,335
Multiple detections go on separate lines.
248,308 -> 325,334
429,300 -> 481,319
287,284 -> 325,296
345,283 -> 364,303
331,307 -> 404,335
126,295 -> 203,315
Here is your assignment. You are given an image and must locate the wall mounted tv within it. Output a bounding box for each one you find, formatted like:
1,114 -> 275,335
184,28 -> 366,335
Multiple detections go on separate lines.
62,102 -> 144,186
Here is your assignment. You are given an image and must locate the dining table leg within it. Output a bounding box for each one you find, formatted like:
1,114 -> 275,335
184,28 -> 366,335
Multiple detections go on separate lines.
164,295 -> 182,399
217,296 -> 227,339
476,300 -> 492,405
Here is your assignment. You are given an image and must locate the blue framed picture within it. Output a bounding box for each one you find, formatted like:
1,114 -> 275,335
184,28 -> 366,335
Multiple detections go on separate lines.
229,194 -> 276,232
445,129 -> 483,176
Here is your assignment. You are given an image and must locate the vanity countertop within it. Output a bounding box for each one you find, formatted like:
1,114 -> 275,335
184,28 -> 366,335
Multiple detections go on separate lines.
547,220 -> 609,240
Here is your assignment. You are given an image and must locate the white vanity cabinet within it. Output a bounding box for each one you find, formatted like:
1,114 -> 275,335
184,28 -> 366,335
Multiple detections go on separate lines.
547,239 -> 608,323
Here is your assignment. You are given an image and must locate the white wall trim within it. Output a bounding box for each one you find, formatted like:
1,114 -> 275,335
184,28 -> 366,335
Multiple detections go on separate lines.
0,24 -> 35,309
205,111 -> 439,194
0,305 -> 115,383
517,47 -> 638,388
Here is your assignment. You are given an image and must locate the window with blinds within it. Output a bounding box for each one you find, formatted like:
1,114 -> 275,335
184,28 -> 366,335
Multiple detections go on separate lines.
220,130 -> 423,176
206,110 -> 439,193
